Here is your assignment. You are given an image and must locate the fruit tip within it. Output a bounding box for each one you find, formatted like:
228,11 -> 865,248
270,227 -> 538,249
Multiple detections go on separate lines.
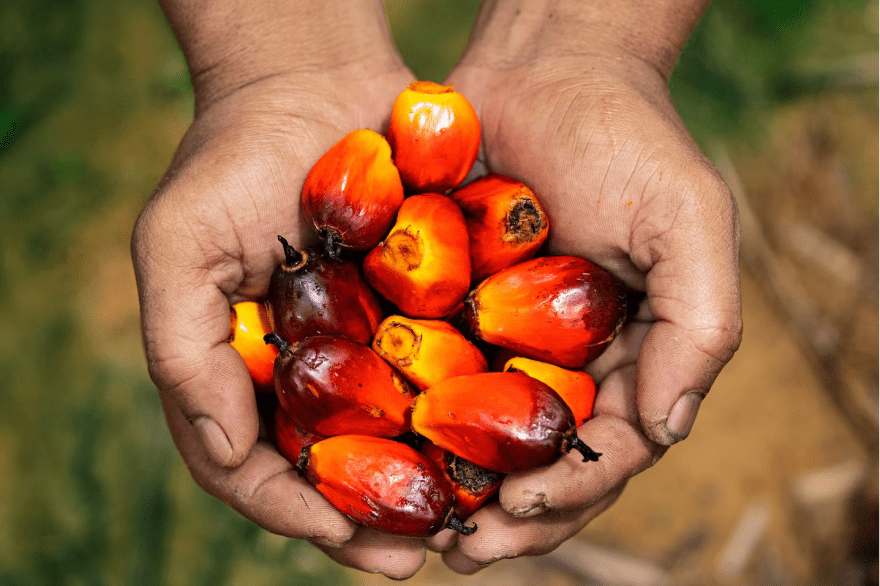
446,515 -> 477,535
277,235 -> 305,267
263,332 -> 290,354
568,436 -> 602,463
320,229 -> 343,261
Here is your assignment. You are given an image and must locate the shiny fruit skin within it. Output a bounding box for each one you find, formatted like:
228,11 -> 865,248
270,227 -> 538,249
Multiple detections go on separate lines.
422,440 -> 503,520
411,372 -> 577,473
273,407 -> 323,464
266,240 -> 383,346
503,357 -> 596,425
301,129 -> 404,251
229,301 -> 278,389
274,335 -> 416,437
463,256 -> 627,368
372,315 -> 487,391
363,194 -> 471,318
449,173 -> 549,283
299,435 -> 454,537
387,81 -> 480,193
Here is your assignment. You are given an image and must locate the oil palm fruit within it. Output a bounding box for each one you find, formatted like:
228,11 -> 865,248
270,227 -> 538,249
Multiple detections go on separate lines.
449,173 -> 549,283
363,194 -> 470,318
301,129 -> 404,256
387,81 -> 480,193
229,301 -> 278,390
297,435 -> 477,536
463,256 -> 627,368
421,440 -> 503,520
410,372 -> 601,473
266,236 -> 383,346
266,334 -> 416,438
273,407 -> 323,464
372,315 -> 487,391
503,357 -> 597,425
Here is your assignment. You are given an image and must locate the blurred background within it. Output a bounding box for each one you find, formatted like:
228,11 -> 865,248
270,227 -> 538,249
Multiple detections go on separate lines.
0,0 -> 876,585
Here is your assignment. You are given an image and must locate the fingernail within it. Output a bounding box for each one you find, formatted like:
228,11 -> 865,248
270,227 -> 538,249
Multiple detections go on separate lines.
310,537 -> 347,549
511,503 -> 549,518
192,416 -> 234,466
507,492 -> 548,517
666,392 -> 703,442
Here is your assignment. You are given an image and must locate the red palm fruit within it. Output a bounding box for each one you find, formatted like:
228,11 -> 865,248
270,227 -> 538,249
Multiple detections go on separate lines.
229,301 -> 278,390
421,440 -> 503,520
273,407 -> 323,464
387,81 -> 480,193
449,174 -> 550,283
410,372 -> 601,473
266,334 -> 416,438
463,256 -> 627,368
372,315 -> 487,391
301,129 -> 404,256
363,194 -> 471,318
266,236 -> 383,346
503,357 -> 597,425
297,435 -> 477,537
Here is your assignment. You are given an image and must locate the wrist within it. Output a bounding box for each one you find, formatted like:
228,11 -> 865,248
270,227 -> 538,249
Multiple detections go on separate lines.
161,0 -> 404,111
460,0 -> 708,79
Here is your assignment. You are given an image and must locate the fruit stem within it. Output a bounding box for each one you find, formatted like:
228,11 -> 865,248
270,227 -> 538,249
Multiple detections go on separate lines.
294,446 -> 310,477
446,516 -> 477,536
277,235 -> 303,267
263,332 -> 290,354
568,436 -> 602,462
322,230 -> 343,261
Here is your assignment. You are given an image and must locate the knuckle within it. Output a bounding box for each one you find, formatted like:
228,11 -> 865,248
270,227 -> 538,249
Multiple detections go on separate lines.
183,453 -> 224,496
146,351 -> 205,405
691,314 -> 743,366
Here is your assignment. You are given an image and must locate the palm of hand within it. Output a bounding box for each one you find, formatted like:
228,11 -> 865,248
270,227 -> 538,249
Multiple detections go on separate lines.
142,72 -> 413,300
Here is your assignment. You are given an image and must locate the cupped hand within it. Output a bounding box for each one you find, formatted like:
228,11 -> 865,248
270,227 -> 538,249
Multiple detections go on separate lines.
131,65 -> 442,579
433,53 -> 743,572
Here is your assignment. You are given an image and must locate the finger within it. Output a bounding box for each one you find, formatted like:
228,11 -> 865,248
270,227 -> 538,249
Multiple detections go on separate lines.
425,528 -> 458,553
443,487 -> 623,572
132,197 -> 257,467
632,178 -> 743,445
311,528 -> 427,580
498,366 -> 664,516
162,392 -> 357,544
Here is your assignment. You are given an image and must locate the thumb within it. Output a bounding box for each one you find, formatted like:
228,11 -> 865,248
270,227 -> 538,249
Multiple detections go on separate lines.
634,177 -> 743,445
131,195 -> 258,467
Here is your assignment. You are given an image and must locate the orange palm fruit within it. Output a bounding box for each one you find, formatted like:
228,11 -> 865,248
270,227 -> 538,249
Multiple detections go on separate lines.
297,435 -> 477,537
273,407 -> 323,464
301,129 -> 404,255
372,315 -> 487,391
266,236 -> 384,346
363,194 -> 471,318
449,173 -> 549,283
421,440 -> 503,520
503,357 -> 597,425
410,372 -> 601,473
463,256 -> 627,368
266,334 -> 417,438
387,81 -> 480,193
229,301 -> 278,390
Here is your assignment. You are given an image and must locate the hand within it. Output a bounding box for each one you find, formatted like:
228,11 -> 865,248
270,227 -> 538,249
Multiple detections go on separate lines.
431,25 -> 742,575
130,21 -> 439,576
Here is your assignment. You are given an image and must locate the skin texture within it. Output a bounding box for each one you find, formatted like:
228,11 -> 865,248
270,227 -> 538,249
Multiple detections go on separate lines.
132,0 -> 742,579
